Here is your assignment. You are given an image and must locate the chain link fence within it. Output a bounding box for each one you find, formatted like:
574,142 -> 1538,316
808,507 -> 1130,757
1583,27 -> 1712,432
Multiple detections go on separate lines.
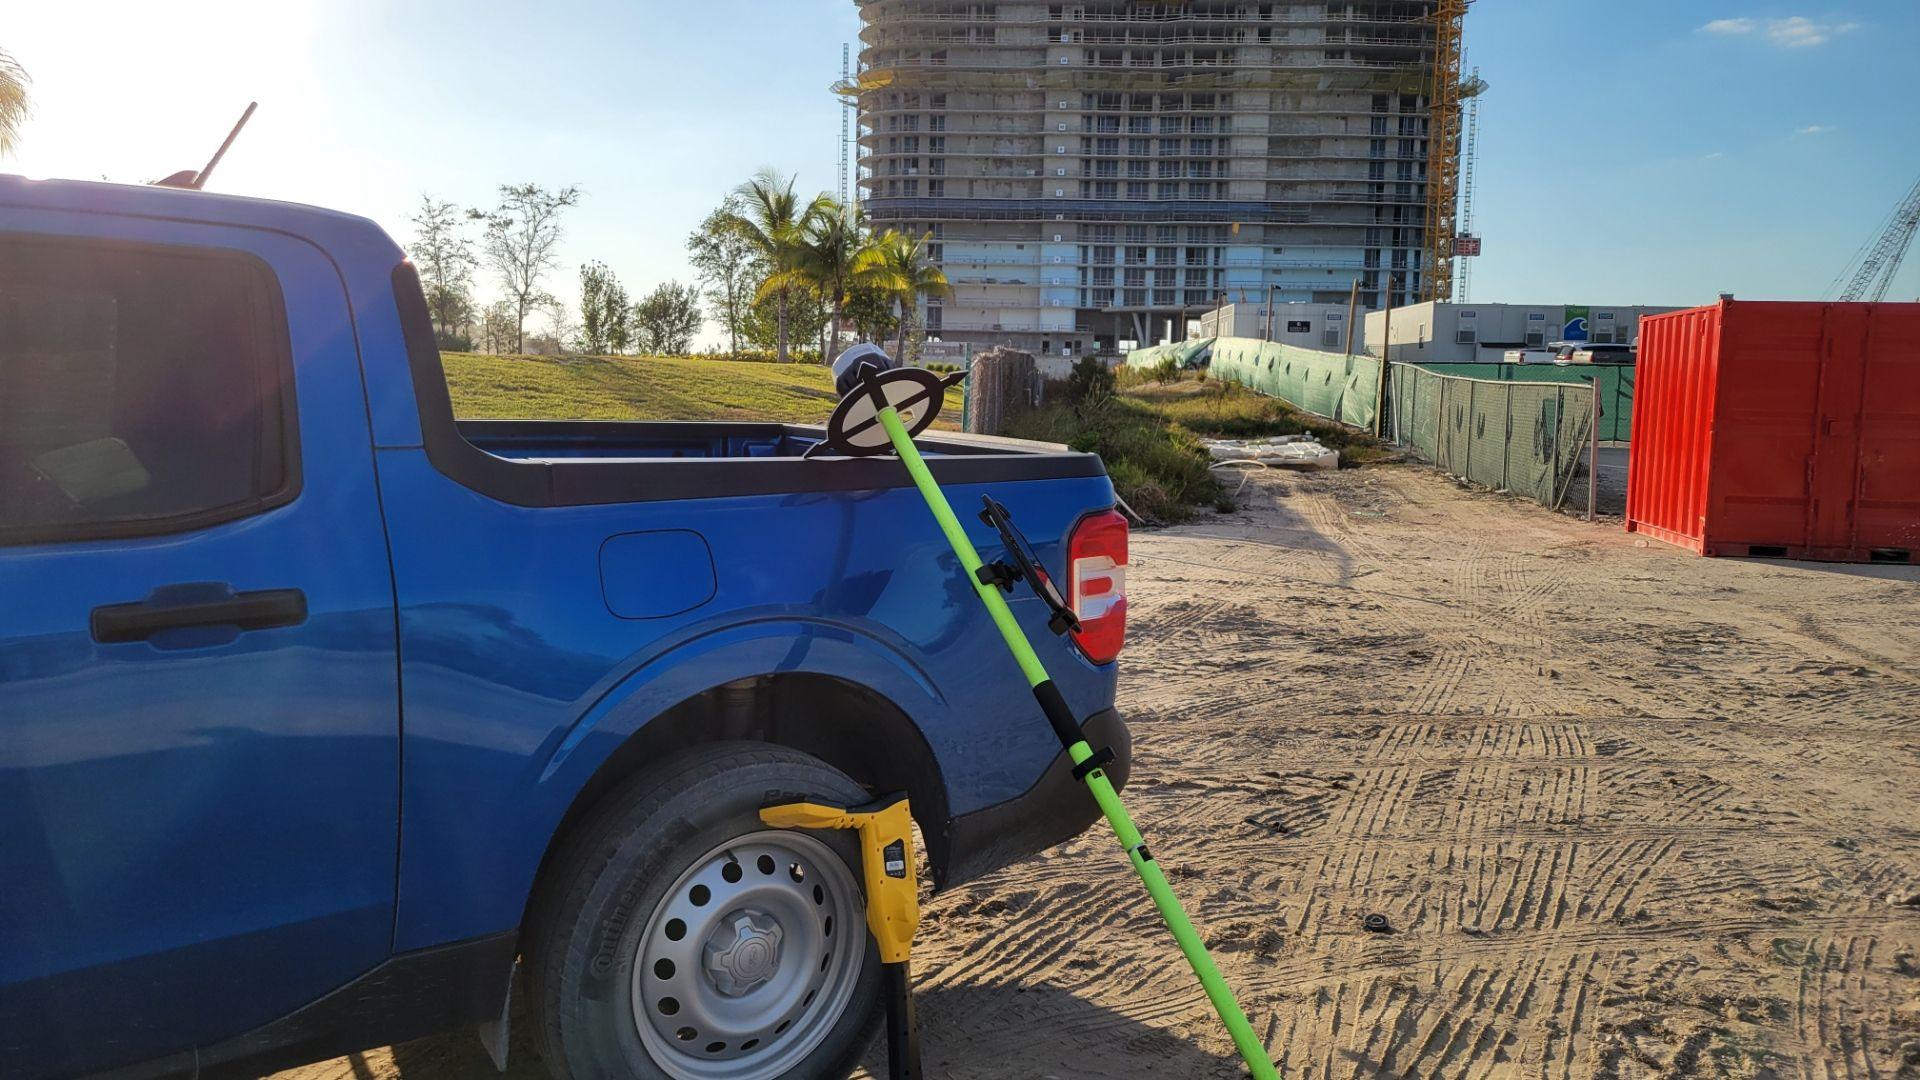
1389,364 -> 1598,510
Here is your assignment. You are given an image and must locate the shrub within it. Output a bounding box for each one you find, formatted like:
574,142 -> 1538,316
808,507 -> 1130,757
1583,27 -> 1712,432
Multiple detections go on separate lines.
1065,355 -> 1117,419
1149,356 -> 1181,384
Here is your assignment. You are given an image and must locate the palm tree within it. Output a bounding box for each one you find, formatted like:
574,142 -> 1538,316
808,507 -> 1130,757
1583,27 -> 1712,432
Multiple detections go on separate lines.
799,202 -> 888,363
721,169 -> 831,363
860,230 -> 953,363
0,50 -> 30,158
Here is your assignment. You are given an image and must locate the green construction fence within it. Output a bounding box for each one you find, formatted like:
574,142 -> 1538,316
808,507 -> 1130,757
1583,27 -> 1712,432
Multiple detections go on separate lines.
1389,365 -> 1597,508
1404,362 -> 1633,443
1131,336 -> 1382,429
1125,338 -> 1216,370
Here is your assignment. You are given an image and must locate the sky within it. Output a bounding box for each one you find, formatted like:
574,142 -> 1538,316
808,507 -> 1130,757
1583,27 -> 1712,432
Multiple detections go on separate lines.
4,0 -> 1917,346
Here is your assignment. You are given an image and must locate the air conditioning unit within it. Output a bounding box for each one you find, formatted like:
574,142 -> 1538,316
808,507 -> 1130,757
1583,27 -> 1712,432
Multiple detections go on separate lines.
1058,100 -> 1070,109
1057,122 -> 1068,131
1052,300 -> 1065,307
1056,167 -> 1067,176
1055,189 -> 1065,196
1052,234 -> 1063,242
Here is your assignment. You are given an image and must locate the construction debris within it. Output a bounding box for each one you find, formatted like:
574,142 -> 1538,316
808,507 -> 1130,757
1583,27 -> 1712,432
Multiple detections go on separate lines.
1205,436 -> 1339,472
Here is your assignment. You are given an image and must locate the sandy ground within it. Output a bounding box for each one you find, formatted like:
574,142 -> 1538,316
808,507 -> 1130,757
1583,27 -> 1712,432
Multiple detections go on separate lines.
277,464 -> 1920,1079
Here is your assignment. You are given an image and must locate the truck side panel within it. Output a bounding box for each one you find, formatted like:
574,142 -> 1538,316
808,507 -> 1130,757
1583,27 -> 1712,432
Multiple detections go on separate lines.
0,207 -> 400,1075
374,446 -> 1117,951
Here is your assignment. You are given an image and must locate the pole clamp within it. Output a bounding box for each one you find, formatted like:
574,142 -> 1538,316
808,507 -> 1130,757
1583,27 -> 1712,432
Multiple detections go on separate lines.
974,562 -> 1021,592
1071,745 -> 1116,782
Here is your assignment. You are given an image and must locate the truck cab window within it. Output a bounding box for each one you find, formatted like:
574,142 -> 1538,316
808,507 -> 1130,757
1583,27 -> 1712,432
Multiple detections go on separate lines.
0,238 -> 297,544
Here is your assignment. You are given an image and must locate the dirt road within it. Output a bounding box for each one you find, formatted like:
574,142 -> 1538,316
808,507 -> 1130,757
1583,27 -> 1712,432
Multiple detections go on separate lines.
279,465 -> 1920,1079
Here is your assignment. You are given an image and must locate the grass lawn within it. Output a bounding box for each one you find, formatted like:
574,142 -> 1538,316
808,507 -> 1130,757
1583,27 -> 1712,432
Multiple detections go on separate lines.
442,352 -> 964,427
1116,377 -> 1388,459
1006,371 -> 1386,521
438,352 -> 1376,522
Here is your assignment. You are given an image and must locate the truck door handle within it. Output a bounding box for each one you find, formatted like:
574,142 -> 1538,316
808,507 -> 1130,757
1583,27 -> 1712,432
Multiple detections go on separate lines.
91,585 -> 309,643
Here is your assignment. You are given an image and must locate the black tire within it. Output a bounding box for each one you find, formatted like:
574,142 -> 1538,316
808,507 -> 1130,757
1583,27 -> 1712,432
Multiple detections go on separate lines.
529,743 -> 883,1080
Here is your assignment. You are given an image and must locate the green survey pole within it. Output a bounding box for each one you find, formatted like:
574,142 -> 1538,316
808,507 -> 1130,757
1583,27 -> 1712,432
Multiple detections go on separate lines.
875,404 -> 1278,1080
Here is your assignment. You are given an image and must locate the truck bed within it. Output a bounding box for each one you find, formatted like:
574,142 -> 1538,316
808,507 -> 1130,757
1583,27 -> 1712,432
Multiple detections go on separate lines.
436,419 -> 1099,505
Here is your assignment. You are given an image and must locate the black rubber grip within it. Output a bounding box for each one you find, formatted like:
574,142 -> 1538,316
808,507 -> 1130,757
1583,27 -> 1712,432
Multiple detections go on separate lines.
1031,679 -> 1084,751
1071,745 -> 1116,782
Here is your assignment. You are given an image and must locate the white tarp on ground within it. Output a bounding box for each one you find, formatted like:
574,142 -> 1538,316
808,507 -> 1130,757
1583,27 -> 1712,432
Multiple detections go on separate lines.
1205,436 -> 1339,471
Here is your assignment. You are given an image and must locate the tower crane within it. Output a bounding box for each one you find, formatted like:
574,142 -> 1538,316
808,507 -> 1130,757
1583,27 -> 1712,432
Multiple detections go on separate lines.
1832,173 -> 1920,303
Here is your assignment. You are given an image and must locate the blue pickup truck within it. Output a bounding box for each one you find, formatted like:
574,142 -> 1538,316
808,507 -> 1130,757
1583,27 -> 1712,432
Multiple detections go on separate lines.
0,176 -> 1131,1080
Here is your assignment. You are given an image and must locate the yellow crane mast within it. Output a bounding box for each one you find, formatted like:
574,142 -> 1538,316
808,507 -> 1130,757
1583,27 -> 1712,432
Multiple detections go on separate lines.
1423,0 -> 1470,303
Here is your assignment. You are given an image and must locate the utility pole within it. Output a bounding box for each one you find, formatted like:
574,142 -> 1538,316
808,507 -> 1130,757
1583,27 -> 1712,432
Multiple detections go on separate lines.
1374,276 -> 1395,437
1342,278 -> 1359,359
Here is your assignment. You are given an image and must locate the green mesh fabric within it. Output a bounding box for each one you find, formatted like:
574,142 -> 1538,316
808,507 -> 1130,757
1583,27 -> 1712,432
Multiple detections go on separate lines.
1402,362 -> 1632,442
1191,337 -> 1382,429
1389,365 -> 1597,506
1125,338 -> 1215,370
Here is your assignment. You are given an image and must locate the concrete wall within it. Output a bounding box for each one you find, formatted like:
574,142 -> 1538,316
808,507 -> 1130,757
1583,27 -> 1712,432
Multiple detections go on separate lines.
1365,302 -> 1687,363
1191,302 -> 1366,353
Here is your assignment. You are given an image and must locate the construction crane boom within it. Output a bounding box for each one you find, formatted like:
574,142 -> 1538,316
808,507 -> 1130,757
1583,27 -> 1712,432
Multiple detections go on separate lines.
1838,174 -> 1920,303
1456,64 -> 1480,303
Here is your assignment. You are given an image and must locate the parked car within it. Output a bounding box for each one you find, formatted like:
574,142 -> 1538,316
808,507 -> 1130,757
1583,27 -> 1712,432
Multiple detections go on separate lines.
0,176 -> 1132,1080
1554,342 -> 1637,365
1502,342 -> 1571,365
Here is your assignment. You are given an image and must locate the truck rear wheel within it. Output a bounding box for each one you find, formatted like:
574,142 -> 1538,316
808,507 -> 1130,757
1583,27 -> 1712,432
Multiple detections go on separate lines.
530,744 -> 883,1080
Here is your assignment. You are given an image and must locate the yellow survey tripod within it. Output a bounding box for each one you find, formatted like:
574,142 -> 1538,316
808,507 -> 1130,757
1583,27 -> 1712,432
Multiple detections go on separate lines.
760,793 -> 922,1078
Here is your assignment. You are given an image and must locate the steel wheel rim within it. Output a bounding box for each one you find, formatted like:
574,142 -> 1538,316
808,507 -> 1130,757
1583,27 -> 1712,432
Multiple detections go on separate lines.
631,829 -> 864,1079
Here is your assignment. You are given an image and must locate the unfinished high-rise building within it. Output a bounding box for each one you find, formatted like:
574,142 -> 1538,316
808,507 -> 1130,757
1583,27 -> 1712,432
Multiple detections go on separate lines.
853,1 -> 1460,358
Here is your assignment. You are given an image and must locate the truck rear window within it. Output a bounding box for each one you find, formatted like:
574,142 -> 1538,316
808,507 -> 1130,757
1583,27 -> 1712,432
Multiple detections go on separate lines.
0,237 -> 297,545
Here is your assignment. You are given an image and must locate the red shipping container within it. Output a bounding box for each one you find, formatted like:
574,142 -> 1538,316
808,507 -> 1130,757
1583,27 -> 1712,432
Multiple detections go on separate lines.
1627,299 -> 1920,562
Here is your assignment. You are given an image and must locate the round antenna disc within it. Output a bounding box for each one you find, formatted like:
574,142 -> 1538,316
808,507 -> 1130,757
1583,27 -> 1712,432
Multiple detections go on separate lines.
822,367 -> 950,456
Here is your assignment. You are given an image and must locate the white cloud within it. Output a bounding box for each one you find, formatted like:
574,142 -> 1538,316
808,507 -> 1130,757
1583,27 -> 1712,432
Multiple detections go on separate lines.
1703,151 -> 1727,160
1697,15 -> 1860,47
1795,124 -> 1835,135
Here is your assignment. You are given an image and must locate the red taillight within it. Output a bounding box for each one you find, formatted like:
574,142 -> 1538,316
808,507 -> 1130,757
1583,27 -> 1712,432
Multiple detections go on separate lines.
1068,509 -> 1128,663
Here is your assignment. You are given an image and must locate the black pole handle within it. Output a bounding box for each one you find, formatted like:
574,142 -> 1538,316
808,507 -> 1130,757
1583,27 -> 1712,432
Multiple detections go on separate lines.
91,585 -> 308,644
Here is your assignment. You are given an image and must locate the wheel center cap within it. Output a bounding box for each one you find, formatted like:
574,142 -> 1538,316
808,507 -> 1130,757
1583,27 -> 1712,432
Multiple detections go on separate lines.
703,910 -> 784,997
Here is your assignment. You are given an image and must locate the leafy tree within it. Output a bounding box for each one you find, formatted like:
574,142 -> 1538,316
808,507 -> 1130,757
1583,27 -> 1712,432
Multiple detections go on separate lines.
632,281 -> 703,355
794,202 -> 886,363
408,195 -> 477,350
842,283 -> 898,347
579,261 -> 611,353
477,182 -> 582,353
742,284 -> 829,361
720,169 -> 831,363
478,301 -> 518,355
859,229 -> 953,363
603,277 -> 632,354
578,261 -> 633,354
687,196 -> 762,357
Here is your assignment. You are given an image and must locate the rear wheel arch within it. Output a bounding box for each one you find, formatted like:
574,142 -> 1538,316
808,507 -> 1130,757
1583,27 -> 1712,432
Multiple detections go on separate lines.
524,673 -> 952,940
526,742 -> 885,1078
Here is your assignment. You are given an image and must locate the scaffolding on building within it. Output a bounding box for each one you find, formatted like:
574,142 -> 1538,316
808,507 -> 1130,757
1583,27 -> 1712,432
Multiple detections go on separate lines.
851,1 -> 1459,352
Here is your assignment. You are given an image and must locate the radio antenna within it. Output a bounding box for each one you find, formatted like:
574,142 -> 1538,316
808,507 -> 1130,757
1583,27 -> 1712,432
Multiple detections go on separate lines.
191,101 -> 257,189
